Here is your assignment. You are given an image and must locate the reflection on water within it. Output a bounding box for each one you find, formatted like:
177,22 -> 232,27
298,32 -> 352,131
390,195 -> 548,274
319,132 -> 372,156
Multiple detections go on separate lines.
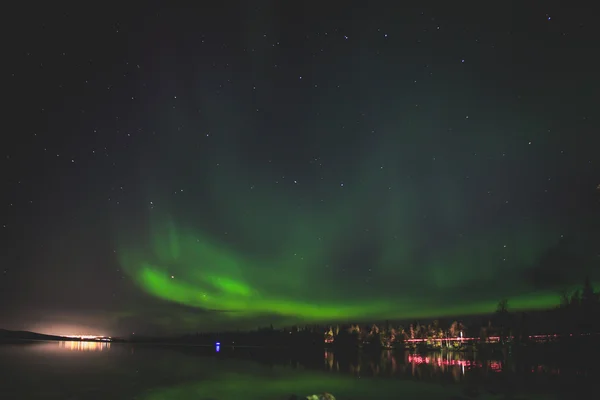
0,341 -> 595,400
324,350 -> 480,382
320,348 -> 568,385
57,341 -> 111,352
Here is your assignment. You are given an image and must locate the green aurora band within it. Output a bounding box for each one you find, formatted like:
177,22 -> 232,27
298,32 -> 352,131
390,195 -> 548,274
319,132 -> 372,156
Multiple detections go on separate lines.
115,136 -> 598,329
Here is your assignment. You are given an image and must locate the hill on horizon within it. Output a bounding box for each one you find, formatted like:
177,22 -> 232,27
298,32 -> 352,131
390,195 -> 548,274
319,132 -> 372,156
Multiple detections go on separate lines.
0,328 -> 67,341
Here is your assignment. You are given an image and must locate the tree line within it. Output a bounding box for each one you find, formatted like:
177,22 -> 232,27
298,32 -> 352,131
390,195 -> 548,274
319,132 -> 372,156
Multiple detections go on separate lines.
331,277 -> 600,350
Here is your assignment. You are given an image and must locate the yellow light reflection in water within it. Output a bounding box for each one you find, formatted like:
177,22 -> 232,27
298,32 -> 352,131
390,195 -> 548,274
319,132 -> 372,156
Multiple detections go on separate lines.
58,341 -> 111,352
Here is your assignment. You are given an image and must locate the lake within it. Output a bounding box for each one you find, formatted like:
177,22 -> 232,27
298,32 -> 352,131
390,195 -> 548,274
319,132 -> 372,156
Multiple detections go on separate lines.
0,341 -> 595,399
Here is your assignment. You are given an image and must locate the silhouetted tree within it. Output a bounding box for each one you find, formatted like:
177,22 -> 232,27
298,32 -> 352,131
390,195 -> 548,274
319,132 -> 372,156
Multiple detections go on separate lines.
513,312 -> 531,344
449,321 -> 459,338
559,289 -> 570,308
333,326 -> 360,349
581,277 -> 595,308
579,277 -> 596,332
497,298 -> 509,314
494,299 -> 511,344
480,321 -> 491,343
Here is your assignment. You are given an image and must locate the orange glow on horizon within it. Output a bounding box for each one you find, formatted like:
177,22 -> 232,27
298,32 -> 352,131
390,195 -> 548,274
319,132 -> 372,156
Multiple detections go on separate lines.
58,341 -> 111,352
62,335 -> 112,341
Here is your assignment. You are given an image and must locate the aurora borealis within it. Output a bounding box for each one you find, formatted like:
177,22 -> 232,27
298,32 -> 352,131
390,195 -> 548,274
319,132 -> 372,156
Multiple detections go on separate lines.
2,3 -> 599,336
114,126 -> 596,330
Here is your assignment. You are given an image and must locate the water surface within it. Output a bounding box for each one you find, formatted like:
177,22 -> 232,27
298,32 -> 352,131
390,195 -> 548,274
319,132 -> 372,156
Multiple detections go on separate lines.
0,341 -> 593,399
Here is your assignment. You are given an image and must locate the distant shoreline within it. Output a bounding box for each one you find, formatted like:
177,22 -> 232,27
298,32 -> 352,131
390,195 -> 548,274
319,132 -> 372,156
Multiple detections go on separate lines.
0,329 -> 114,343
0,337 -> 111,344
0,338 -> 305,350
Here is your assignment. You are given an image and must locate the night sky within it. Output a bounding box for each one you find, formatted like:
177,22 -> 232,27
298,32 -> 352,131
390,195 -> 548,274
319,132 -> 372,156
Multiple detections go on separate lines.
2,2 -> 599,337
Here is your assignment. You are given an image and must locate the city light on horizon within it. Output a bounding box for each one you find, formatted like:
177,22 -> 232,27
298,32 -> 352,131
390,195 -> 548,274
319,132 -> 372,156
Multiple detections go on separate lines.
63,335 -> 112,341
